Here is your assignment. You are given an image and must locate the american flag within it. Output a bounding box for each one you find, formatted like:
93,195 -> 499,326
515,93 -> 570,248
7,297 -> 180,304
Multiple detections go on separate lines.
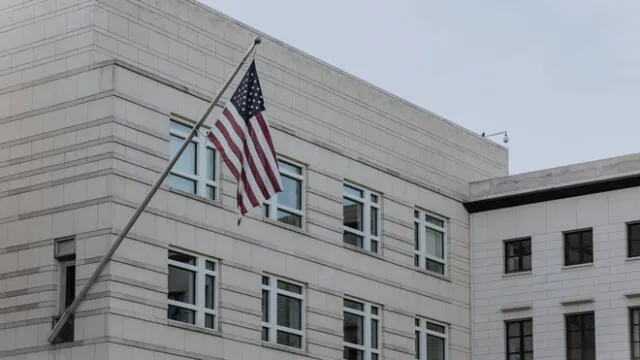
207,60 -> 282,224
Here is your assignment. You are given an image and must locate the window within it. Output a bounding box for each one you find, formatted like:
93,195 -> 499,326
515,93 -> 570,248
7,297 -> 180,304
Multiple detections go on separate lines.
263,159 -> 304,228
629,223 -> 640,258
54,236 -> 76,343
505,319 -> 533,360
167,250 -> 218,329
415,318 -> 447,360
343,184 -> 380,252
343,298 -> 380,360
169,120 -> 218,200
565,312 -> 595,360
504,238 -> 532,273
564,229 -> 593,266
631,308 -> 640,359
261,275 -> 305,348
414,210 -> 447,275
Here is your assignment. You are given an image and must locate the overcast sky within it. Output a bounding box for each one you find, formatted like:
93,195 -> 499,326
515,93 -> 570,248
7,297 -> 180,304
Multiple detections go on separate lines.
200,0 -> 640,175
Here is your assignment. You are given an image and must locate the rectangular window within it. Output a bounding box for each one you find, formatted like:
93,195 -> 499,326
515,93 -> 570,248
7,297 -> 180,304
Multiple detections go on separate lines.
505,319 -> 533,360
343,298 -> 381,360
565,312 -> 595,360
261,275 -> 305,348
263,159 -> 304,228
414,210 -> 447,275
167,250 -> 218,330
343,184 -> 381,252
629,222 -> 640,258
631,308 -> 640,359
504,238 -> 532,273
54,236 -> 76,343
415,318 -> 447,360
169,120 -> 218,200
564,229 -> 593,266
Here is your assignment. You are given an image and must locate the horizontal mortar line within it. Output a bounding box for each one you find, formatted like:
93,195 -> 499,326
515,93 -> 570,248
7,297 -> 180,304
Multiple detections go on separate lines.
307,307 -> 342,321
79,253 -> 168,276
0,300 -> 54,314
0,87 -> 115,124
84,290 -> 166,310
219,283 -> 261,300
219,303 -> 261,318
79,274 -> 167,295
307,187 -> 343,204
0,264 -> 55,280
0,44 -> 100,95
0,228 -> 111,254
0,26 -> 95,75
307,324 -> 343,338
0,1 -> 93,32
126,0 -> 505,172
0,316 -> 51,331
0,284 -> 56,300
109,196 -> 455,305
7,196 -> 113,223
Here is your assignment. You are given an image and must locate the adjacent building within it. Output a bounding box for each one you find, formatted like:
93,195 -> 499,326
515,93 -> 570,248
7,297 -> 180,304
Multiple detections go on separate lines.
0,1 -> 508,360
467,154 -> 640,360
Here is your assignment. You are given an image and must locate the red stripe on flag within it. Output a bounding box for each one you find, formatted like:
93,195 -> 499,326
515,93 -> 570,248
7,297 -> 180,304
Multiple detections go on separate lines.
247,119 -> 281,194
207,128 -> 241,180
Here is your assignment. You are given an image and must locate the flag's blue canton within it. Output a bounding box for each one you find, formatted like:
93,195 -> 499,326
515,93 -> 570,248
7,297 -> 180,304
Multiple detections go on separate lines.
230,61 -> 265,121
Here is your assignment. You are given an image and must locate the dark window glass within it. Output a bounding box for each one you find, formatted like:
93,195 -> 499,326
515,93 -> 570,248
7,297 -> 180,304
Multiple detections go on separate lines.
631,308 -> 640,359
506,319 -> 533,360
64,265 -> 76,308
168,266 -> 195,304
564,230 -> 593,266
565,312 -> 595,360
505,238 -> 532,273
629,223 -> 640,258
167,305 -> 195,324
277,331 -> 302,348
343,312 -> 364,345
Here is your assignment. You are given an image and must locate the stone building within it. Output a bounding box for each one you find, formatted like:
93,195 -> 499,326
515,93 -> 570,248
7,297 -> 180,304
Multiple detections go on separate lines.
0,0 -> 507,359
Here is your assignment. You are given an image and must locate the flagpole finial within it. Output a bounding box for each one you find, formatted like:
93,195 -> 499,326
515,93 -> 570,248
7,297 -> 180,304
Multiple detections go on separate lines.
254,36 -> 262,45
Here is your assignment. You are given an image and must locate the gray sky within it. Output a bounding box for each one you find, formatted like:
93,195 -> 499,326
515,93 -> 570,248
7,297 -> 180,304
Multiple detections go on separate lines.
200,0 -> 640,175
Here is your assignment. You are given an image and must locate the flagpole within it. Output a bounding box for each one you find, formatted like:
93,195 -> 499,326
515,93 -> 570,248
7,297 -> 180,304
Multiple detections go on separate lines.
47,36 -> 263,344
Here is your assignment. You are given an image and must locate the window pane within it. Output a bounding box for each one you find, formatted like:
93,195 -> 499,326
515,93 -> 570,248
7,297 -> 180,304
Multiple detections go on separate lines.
583,238 -> 593,263
205,261 -> 216,271
262,276 -> 270,285
370,207 -> 378,236
167,305 -> 195,324
521,255 -> 532,271
279,175 -> 301,209
427,322 -> 445,333
344,185 -> 363,198
344,299 -> 364,310
630,239 -> 640,258
522,320 -> 532,335
344,232 -> 363,248
343,312 -> 363,345
205,314 -> 215,329
344,198 -> 363,230
64,265 -> 76,308
370,194 -> 378,203
277,331 -> 302,348
277,209 -> 302,228
567,248 -> 581,265
278,160 -> 301,175
415,331 -> 420,359
262,290 -> 269,322
524,336 -> 533,352
427,334 -> 445,360
262,326 -> 269,341
507,322 -> 520,337
414,224 -> 419,250
425,227 -> 444,258
426,259 -> 444,274
414,255 -> 420,267
371,319 -> 379,348
509,355 -> 521,360
168,266 -> 195,304
371,240 -> 378,253
425,215 -> 444,228
170,135 -> 197,174
277,280 -> 302,294
170,121 -> 192,134
277,294 -> 302,330
507,257 -> 520,273
206,148 -> 215,180
205,275 -> 215,309
371,306 -> 378,315
508,338 -> 521,352
169,251 -> 196,265
170,174 -> 196,194
631,223 -> 640,241
343,347 -> 364,360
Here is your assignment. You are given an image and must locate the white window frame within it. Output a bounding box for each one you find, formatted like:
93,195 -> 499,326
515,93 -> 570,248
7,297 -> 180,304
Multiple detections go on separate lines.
414,209 -> 448,275
343,183 -> 381,253
169,119 -> 219,200
263,158 -> 305,227
167,250 -> 219,330
343,298 -> 381,360
415,317 -> 448,360
261,275 -> 306,348
57,260 -> 75,314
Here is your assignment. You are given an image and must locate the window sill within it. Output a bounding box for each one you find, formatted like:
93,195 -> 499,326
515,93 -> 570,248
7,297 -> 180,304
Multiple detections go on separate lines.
167,320 -> 222,337
502,270 -> 532,278
168,187 -> 223,209
342,242 -> 383,259
562,262 -> 593,270
261,341 -> 307,356
626,256 -> 640,263
414,267 -> 451,282
260,216 -> 308,235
